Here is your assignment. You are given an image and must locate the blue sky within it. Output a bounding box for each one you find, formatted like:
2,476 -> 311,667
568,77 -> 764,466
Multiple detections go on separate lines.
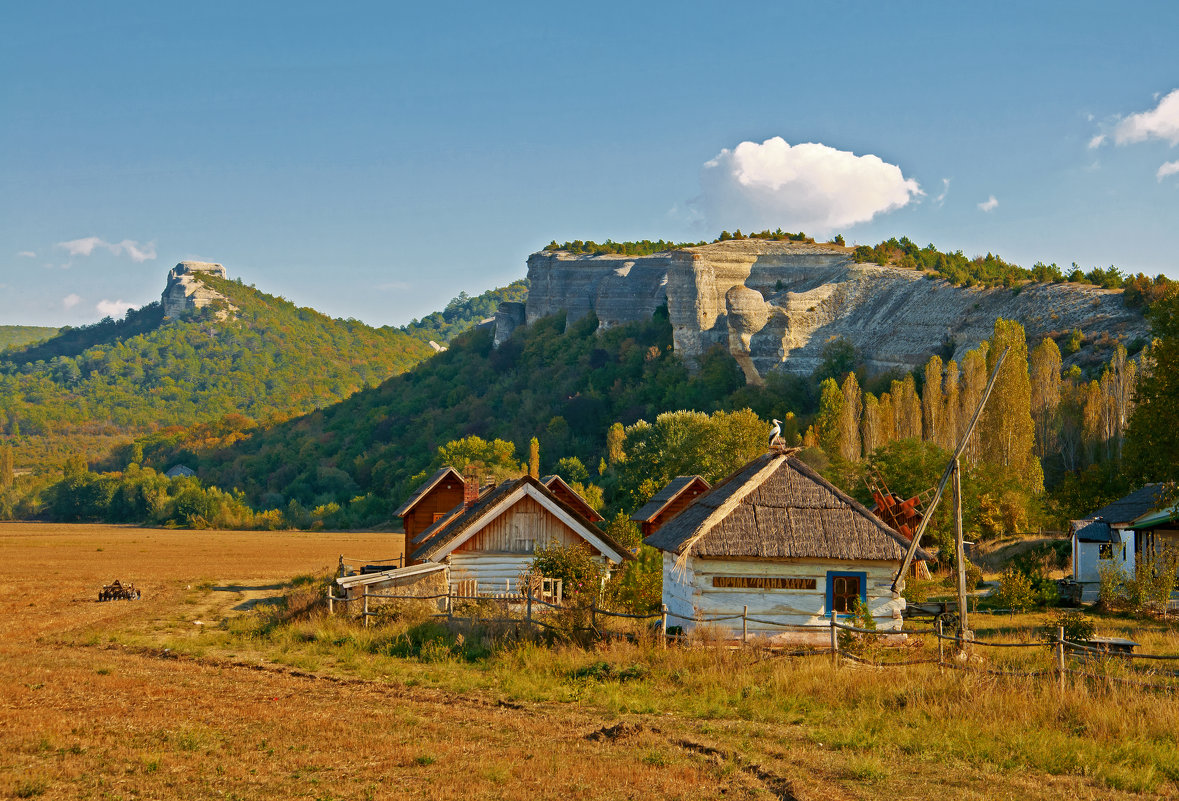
2,1 -> 1177,327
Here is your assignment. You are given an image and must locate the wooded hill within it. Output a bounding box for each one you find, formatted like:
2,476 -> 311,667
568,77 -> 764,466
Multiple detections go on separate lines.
399,279 -> 529,345
0,274 -> 433,468
133,306 -> 809,519
0,326 -> 60,352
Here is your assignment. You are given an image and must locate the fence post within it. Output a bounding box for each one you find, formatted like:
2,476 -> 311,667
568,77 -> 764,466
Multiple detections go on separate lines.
327,588 -> 333,616
363,589 -> 369,629
742,605 -> 748,646
591,603 -> 597,633
446,585 -> 453,624
937,617 -> 944,666
1056,625 -> 1066,692
830,610 -> 839,667
660,604 -> 668,648
526,590 -> 533,630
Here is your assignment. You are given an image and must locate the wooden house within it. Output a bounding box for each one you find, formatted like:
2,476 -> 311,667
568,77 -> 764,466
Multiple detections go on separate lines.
540,475 -> 604,523
394,467 -> 466,544
1071,484 -> 1165,602
409,475 -> 631,595
630,475 -> 711,537
644,451 -> 928,636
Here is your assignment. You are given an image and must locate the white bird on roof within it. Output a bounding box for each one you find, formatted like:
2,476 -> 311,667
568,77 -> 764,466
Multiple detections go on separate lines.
769,418 -> 784,449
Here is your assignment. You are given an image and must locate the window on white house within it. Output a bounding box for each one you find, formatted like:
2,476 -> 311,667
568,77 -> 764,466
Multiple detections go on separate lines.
831,575 -> 862,613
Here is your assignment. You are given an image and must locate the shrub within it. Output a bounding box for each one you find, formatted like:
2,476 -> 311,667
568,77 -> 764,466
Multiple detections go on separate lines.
995,567 -> 1037,612
837,597 -> 880,658
1039,609 -> 1095,648
530,541 -> 604,604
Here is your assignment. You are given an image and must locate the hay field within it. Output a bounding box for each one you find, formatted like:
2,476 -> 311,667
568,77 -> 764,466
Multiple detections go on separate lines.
3,523 -> 1177,801
0,524 -> 748,800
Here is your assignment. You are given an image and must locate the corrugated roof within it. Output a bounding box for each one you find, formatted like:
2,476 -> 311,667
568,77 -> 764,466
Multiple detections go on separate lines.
1088,484 -> 1166,526
393,466 -> 463,517
630,476 -> 710,523
410,475 -> 632,563
644,453 -> 929,562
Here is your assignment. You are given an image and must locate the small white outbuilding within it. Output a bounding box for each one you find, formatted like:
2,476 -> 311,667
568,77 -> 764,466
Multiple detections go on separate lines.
644,450 -> 928,636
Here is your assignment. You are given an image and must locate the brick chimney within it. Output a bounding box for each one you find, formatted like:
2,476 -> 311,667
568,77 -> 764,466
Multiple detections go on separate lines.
462,467 -> 480,510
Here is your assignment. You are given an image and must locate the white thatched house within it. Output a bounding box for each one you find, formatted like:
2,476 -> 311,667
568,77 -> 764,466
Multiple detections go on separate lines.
409,474 -> 631,596
644,450 -> 928,636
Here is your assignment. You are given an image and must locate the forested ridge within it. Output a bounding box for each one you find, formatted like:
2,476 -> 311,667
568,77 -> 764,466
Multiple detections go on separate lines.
0,274 -> 432,467
399,279 -> 528,345
0,326 -> 60,352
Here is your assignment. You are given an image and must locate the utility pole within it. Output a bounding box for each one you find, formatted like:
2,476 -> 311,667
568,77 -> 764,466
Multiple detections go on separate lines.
953,457 -> 972,646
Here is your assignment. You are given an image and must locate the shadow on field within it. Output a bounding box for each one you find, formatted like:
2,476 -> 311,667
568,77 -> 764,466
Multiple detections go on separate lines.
208,583 -> 288,611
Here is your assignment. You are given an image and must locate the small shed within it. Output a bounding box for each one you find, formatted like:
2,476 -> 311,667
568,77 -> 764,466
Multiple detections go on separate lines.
1071,484 -> 1166,602
540,475 -> 604,523
644,452 -> 927,636
165,464 -> 196,479
631,475 -> 711,537
394,467 -> 466,545
410,475 -> 631,596
335,563 -> 449,616
1130,502 -> 1179,565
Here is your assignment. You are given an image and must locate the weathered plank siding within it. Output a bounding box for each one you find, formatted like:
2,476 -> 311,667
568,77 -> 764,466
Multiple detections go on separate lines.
662,554 -> 905,633
456,495 -> 583,554
403,481 -> 464,542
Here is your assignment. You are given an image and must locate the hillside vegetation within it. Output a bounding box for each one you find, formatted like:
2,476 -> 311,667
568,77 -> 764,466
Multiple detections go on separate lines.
0,275 -> 432,467
399,279 -> 528,345
0,325 -> 59,351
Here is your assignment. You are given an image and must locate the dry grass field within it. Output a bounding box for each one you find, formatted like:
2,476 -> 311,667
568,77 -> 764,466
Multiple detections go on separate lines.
3,522 -> 1178,800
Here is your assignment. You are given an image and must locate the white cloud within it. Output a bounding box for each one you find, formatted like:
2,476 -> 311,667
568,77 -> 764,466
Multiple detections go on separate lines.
16,250 -> 36,258
1114,89 -> 1179,146
1158,160 -> 1179,181
1088,134 -> 1106,149
697,137 -> 922,234
96,299 -> 135,317
978,195 -> 999,213
62,293 -> 82,309
56,236 -> 157,263
933,178 -> 951,206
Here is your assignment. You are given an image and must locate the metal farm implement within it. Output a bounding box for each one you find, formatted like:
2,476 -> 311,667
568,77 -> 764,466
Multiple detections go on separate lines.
99,580 -> 141,602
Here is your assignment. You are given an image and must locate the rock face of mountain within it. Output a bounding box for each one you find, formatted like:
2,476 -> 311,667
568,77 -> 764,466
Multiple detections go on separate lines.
162,261 -> 231,318
523,240 -> 1148,383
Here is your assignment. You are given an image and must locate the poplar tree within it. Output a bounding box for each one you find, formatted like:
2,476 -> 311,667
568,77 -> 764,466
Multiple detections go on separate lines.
1029,337 -> 1062,459
861,393 -> 882,457
606,423 -> 625,465
816,377 -> 845,457
528,437 -> 540,479
959,343 -> 989,465
0,445 -> 13,489
878,392 -> 897,445
942,360 -> 960,451
979,318 -> 1042,491
897,374 -> 923,441
922,355 -> 944,447
839,372 -> 863,462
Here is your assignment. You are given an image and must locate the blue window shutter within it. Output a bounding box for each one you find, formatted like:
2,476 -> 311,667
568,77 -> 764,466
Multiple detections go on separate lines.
825,570 -> 868,615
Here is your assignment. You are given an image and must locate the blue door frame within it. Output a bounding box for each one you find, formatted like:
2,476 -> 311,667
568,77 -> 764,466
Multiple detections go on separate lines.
825,570 -> 867,616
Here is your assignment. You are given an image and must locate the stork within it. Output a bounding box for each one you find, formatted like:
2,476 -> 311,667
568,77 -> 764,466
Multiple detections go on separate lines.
768,418 -> 784,449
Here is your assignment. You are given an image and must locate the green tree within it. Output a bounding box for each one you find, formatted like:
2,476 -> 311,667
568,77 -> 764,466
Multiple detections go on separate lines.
1125,287 -> 1179,481
816,378 -> 844,457
432,436 -> 523,483
0,445 -> 12,489
980,319 -> 1043,492
838,372 -> 862,462
528,437 -> 540,479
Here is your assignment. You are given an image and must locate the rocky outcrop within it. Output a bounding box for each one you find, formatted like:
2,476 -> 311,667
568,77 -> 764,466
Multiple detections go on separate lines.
524,240 -> 1149,383
162,262 -> 232,319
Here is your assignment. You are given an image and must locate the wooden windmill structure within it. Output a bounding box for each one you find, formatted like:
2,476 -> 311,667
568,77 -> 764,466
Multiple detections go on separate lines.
891,347 -> 1010,646
865,470 -> 934,579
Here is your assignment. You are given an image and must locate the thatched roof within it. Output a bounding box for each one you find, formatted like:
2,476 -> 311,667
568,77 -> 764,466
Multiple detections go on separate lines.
631,476 -> 710,523
1088,484 -> 1166,526
644,452 -> 929,563
393,466 -> 463,517
410,474 -> 631,563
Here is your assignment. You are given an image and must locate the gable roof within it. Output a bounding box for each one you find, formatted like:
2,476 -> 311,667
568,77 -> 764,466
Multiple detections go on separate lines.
540,474 -> 605,523
393,466 -> 463,517
336,562 -> 446,589
644,452 -> 930,564
1131,503 -> 1179,530
1071,519 -> 1115,543
631,475 -> 711,523
1088,484 -> 1166,526
410,475 -> 631,564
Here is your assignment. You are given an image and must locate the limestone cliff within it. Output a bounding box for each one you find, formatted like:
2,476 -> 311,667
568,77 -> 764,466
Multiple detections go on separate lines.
523,240 -> 1148,383
162,261 -> 233,319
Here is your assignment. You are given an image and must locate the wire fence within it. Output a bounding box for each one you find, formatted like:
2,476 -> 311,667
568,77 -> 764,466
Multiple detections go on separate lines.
325,585 -> 1179,693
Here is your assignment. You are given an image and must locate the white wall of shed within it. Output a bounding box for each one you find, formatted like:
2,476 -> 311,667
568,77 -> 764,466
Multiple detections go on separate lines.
661,554 -> 905,634
448,551 -> 610,596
